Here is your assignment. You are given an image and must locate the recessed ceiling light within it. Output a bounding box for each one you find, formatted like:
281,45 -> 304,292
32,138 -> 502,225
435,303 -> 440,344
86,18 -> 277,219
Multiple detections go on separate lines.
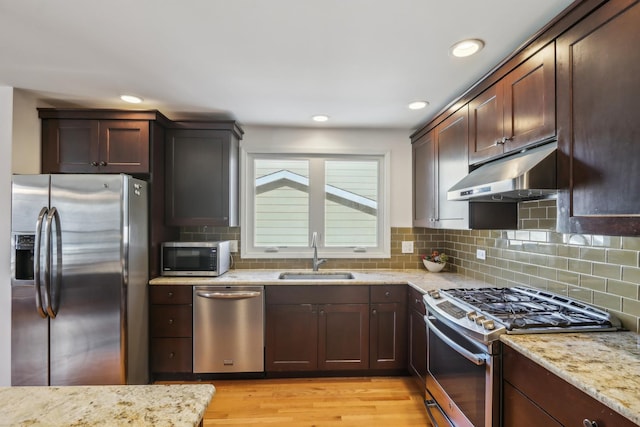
312,115 -> 329,122
450,39 -> 485,58
120,95 -> 143,104
408,101 -> 429,110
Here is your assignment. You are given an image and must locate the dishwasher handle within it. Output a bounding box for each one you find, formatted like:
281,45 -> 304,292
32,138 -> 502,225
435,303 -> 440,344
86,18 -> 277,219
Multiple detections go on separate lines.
196,290 -> 262,300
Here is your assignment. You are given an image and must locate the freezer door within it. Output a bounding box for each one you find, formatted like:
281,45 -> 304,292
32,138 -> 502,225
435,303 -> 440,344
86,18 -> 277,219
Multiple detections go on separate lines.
11,175 -> 51,386
49,174 -> 126,385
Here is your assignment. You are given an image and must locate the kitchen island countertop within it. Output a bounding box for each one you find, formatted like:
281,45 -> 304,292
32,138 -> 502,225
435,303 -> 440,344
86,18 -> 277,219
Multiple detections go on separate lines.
0,384 -> 215,427
501,332 -> 640,426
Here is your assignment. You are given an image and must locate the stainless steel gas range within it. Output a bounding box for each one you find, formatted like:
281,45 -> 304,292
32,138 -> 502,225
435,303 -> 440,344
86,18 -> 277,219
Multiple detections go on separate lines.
422,287 -> 621,427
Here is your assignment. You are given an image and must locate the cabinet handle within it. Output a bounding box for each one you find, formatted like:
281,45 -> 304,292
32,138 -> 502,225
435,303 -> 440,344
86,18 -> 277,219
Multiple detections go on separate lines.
583,420 -> 598,427
168,318 -> 174,325
319,310 -> 325,315
372,309 -> 377,315
495,136 -> 514,146
385,291 -> 391,297
415,298 -> 420,304
90,161 -> 98,166
99,161 -> 107,166
167,292 -> 174,298
168,352 -> 175,359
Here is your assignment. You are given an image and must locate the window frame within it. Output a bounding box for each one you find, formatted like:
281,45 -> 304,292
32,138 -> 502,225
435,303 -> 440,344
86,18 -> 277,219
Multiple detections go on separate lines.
241,147 -> 391,259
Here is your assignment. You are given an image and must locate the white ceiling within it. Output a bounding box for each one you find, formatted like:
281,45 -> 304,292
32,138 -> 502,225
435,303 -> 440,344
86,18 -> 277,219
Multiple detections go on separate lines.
0,0 -> 574,131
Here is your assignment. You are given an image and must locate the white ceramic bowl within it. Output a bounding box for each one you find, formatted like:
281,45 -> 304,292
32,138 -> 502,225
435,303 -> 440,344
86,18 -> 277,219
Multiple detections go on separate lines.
423,259 -> 445,273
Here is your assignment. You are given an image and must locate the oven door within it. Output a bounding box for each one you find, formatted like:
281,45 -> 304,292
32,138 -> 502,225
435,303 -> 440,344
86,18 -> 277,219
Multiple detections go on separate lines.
424,312 -> 498,427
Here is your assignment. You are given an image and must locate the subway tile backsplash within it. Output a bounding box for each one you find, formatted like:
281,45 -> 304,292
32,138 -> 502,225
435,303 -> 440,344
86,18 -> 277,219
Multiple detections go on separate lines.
179,200 -> 640,332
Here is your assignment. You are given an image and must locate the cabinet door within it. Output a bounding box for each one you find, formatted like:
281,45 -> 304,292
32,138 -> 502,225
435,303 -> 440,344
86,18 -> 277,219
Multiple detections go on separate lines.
318,304 -> 369,370
98,120 -> 150,173
166,129 -> 237,226
42,119 -> 99,173
503,43 -> 556,153
369,302 -> 407,370
265,304 -> 318,372
557,0 -> 640,235
407,287 -> 426,386
469,84 -> 504,164
412,130 -> 436,227
435,106 -> 469,229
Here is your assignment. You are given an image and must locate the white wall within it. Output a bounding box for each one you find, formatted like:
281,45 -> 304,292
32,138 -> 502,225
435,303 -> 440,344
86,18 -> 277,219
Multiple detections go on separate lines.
12,90 -> 41,174
0,87 -> 14,385
241,125 -> 413,227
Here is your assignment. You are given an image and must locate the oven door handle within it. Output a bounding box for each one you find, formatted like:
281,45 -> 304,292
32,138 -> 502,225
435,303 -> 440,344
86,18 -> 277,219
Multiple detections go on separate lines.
425,316 -> 488,366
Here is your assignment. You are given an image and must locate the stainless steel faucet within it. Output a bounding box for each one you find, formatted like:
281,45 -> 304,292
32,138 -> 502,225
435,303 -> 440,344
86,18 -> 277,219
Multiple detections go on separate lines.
311,232 -> 327,271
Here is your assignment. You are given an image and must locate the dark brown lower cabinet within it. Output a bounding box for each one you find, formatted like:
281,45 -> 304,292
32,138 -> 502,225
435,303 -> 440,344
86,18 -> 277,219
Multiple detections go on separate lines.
265,285 -> 406,374
149,286 -> 193,375
370,285 -> 407,370
407,287 -> 426,386
318,304 -> 369,370
502,344 -> 636,427
265,304 -> 318,371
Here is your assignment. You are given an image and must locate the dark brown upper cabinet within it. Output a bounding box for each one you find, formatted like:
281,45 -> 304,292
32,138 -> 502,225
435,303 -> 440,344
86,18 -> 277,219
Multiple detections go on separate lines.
557,0 -> 640,235
412,107 -> 470,229
40,113 -> 154,174
165,123 -> 242,227
468,43 -> 556,165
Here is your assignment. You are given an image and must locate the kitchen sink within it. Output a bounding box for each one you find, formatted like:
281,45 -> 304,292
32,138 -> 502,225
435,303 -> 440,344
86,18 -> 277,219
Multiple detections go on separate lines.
278,272 -> 355,280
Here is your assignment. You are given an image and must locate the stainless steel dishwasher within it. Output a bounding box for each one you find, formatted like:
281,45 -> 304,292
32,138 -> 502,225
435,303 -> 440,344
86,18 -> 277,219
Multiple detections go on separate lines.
193,285 -> 264,373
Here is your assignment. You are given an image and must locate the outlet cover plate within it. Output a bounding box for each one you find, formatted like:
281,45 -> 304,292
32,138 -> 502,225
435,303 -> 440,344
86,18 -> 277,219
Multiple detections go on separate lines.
401,241 -> 414,254
476,249 -> 486,260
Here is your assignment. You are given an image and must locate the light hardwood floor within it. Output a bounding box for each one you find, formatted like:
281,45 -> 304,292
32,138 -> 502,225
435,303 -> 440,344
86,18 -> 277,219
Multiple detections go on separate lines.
200,376 -> 432,426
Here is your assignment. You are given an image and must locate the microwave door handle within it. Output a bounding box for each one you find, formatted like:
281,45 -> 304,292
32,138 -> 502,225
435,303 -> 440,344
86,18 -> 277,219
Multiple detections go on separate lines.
424,316 -> 487,366
196,291 -> 261,300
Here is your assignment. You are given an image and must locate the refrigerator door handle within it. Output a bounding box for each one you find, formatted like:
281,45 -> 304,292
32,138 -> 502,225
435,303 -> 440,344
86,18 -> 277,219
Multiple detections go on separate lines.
43,207 -> 59,319
34,207 -> 48,319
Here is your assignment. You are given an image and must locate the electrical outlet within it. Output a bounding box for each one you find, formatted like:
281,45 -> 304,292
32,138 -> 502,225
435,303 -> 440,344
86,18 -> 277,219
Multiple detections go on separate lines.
476,249 -> 486,260
229,240 -> 239,252
401,241 -> 414,254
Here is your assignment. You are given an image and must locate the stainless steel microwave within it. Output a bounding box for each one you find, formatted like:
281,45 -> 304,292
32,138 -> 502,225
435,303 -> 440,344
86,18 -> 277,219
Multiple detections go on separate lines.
161,241 -> 230,277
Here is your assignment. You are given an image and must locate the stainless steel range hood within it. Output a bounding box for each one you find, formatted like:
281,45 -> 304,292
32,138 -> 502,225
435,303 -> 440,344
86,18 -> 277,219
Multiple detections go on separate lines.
448,142 -> 557,201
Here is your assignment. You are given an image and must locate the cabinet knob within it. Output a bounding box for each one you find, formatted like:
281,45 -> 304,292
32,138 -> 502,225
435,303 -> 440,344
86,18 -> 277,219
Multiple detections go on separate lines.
99,161 -> 107,166
168,352 -> 175,359
90,161 -> 98,166
168,318 -> 174,325
372,309 -> 377,315
583,420 -> 598,427
385,291 -> 391,297
319,310 -> 325,315
167,292 -> 174,298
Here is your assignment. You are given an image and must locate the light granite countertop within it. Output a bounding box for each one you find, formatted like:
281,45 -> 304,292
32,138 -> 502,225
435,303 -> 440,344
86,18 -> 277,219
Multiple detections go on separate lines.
501,332 -> 640,426
0,384 -> 215,427
149,268 -> 488,293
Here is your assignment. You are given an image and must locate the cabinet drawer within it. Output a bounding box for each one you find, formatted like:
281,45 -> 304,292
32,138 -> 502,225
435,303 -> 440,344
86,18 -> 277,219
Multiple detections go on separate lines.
407,286 -> 426,315
150,338 -> 192,373
150,305 -> 192,337
149,285 -> 192,304
266,285 -> 369,304
371,285 -> 406,303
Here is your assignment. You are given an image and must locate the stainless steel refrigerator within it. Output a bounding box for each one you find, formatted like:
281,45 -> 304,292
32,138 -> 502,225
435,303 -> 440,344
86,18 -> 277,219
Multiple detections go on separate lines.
10,174 -> 149,385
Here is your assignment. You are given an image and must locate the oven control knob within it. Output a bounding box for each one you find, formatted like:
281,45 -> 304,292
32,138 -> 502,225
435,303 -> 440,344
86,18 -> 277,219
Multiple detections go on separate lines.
483,320 -> 496,330
429,290 -> 441,299
466,311 -> 477,321
474,315 -> 486,325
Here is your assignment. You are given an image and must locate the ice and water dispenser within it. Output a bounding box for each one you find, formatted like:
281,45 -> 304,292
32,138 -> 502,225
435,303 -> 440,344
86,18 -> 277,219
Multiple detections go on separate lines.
14,234 -> 35,281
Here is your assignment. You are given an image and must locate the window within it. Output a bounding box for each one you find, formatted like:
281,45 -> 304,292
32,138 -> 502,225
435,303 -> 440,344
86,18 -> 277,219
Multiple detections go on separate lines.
242,152 -> 390,258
